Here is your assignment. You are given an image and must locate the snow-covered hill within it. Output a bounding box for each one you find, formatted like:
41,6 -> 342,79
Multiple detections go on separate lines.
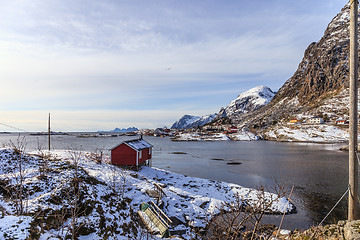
171,114 -> 216,129
218,85 -> 276,119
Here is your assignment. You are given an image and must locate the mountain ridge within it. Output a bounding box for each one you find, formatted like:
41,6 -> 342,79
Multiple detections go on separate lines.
171,85 -> 275,129
171,114 -> 216,129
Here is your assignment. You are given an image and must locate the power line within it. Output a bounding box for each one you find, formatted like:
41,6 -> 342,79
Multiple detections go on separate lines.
0,122 -> 27,132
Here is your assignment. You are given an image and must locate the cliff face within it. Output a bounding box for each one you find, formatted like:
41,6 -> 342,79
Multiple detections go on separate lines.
235,3 -> 358,128
274,4 -> 351,104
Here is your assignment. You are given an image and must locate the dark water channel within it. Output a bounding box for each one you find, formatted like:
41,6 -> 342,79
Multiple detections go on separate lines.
0,133 -> 350,230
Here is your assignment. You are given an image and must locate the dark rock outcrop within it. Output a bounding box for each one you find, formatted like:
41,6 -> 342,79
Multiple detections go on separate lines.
274,4 -> 351,104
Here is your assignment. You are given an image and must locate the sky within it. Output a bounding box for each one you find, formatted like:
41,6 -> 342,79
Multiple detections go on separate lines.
0,0 -> 348,131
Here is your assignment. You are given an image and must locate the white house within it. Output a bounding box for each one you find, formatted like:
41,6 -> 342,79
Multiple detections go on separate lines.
308,117 -> 324,124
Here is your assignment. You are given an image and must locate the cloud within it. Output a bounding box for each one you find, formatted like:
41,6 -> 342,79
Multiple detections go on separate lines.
0,33 -> 299,114
0,0 -> 347,130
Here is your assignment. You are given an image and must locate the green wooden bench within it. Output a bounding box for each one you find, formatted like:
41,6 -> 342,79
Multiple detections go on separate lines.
138,201 -> 172,238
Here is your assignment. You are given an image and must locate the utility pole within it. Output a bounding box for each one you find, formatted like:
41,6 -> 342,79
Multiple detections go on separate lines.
349,0 -> 359,221
48,113 -> 51,151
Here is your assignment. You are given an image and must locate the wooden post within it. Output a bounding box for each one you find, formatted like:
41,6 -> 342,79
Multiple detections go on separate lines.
48,113 -> 51,151
349,0 -> 359,221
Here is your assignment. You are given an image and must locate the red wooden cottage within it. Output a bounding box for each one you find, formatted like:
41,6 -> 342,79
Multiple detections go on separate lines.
111,137 -> 153,168
228,126 -> 238,133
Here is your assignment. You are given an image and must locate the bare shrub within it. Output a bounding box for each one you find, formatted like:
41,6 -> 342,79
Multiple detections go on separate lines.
9,135 -> 28,215
35,138 -> 51,178
191,183 -> 288,240
109,164 -> 127,198
67,148 -> 86,239
86,148 -> 104,164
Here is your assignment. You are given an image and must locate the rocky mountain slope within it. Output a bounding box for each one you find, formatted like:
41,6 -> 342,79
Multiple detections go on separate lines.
232,3 -> 357,129
275,4 -> 350,104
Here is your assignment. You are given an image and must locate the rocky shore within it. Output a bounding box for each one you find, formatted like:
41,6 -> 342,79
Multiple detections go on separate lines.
274,220 -> 360,240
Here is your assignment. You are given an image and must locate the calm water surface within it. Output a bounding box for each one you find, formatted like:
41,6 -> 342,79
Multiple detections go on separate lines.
0,133 -> 350,230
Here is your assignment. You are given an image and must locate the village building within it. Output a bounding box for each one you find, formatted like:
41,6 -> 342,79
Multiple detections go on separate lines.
203,125 -> 222,132
111,137 -> 153,168
289,119 -> 300,124
308,117 -> 324,124
336,119 -> 348,125
227,126 -> 238,134
154,128 -> 169,136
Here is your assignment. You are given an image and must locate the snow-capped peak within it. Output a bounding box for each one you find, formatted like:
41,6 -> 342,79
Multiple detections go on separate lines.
234,85 -> 275,104
219,86 -> 276,118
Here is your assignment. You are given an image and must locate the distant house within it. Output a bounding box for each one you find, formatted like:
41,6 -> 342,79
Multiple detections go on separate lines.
228,126 -> 238,133
336,119 -> 348,125
308,117 -> 324,124
204,125 -> 221,132
154,128 -> 169,136
111,137 -> 153,168
289,119 -> 299,124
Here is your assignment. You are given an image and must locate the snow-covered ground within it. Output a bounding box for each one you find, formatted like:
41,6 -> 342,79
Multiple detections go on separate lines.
230,131 -> 260,141
171,132 -> 230,141
172,131 -> 259,141
0,148 -> 294,239
264,124 -> 348,143
171,124 -> 349,143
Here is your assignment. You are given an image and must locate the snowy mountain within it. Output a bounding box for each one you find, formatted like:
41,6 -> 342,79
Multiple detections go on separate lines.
171,114 -> 216,129
171,86 -> 274,129
98,127 -> 138,133
112,127 -> 138,132
218,85 -> 276,119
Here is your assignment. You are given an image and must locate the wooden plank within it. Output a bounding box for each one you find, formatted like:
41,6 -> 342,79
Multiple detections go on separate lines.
149,206 -> 169,229
151,200 -> 173,224
144,208 -> 168,235
154,182 -> 167,197
137,210 -> 160,234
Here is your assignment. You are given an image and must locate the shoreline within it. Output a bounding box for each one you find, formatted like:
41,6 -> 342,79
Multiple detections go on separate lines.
171,134 -> 348,145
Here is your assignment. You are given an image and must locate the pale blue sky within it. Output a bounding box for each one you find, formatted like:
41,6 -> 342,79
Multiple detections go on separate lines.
0,0 -> 347,131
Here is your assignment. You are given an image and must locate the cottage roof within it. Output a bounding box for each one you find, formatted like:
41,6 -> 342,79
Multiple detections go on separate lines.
125,139 -> 153,150
111,138 -> 153,151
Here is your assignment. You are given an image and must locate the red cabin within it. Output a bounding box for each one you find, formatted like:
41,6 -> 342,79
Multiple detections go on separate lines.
111,137 -> 153,168
228,126 -> 238,133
